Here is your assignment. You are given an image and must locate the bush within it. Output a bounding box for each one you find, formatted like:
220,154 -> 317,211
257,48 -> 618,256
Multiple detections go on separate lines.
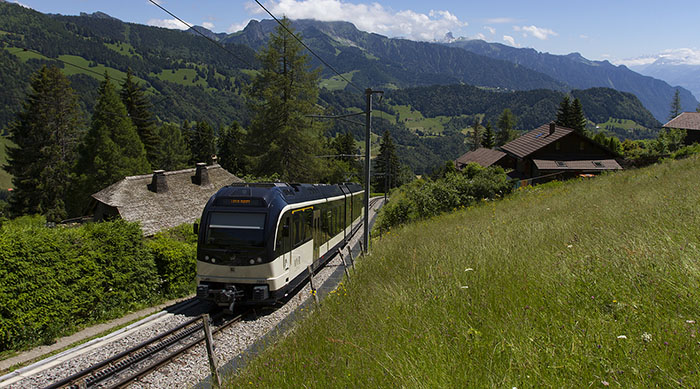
0,218 -> 198,353
376,165 -> 511,231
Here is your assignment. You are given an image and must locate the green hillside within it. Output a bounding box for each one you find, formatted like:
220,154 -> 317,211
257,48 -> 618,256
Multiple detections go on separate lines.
228,156 -> 700,386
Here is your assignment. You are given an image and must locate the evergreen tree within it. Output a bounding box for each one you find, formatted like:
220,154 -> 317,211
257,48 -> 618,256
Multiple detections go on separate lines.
153,122 -> 190,171
555,95 -> 572,127
5,66 -> 83,221
373,130 -> 400,191
669,89 -> 682,120
570,98 -> 587,133
188,120 -> 217,164
75,73 -> 150,211
496,108 -> 517,146
244,17 -> 324,182
120,69 -> 159,166
217,122 -> 246,174
481,121 -> 495,148
470,117 -> 482,150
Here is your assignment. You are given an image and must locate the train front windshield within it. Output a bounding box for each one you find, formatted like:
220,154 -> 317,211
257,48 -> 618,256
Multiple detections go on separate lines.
205,212 -> 266,247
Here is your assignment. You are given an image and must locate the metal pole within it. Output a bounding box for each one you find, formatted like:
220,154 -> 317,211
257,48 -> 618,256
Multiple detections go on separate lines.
363,88 -> 372,254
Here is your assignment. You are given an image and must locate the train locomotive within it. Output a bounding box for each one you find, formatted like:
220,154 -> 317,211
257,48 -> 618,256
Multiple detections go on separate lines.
194,182 -> 364,310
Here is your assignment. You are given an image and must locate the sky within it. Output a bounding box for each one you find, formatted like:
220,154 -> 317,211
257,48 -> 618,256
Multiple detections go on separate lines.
7,0 -> 700,65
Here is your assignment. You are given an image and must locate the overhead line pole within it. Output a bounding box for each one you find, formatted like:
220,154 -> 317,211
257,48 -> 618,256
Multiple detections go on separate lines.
364,88 -> 383,254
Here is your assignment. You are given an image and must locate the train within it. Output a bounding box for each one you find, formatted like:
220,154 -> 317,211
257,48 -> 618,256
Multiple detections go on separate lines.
194,182 -> 364,310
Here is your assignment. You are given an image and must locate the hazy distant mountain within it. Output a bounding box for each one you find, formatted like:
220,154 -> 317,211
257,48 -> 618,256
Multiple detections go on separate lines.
622,49 -> 700,102
79,11 -> 120,21
223,19 -> 568,92
446,39 -> 699,121
187,25 -> 228,42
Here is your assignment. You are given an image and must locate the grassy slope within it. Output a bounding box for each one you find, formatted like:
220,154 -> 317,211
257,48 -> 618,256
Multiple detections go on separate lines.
228,156 -> 700,387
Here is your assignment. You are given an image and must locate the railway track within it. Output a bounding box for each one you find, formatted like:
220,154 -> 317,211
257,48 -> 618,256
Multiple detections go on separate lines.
41,197 -> 384,389
44,312 -> 245,389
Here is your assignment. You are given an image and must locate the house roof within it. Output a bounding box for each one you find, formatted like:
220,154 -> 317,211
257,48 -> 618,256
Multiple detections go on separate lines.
663,112 -> 700,131
92,164 -> 242,236
532,159 -> 622,171
455,148 -> 507,168
501,123 -> 573,159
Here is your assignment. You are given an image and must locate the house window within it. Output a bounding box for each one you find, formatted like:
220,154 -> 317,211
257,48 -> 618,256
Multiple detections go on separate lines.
579,141 -> 585,151
555,161 -> 567,167
593,161 -> 604,168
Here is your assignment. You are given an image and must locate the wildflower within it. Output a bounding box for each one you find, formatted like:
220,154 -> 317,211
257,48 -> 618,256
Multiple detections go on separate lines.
567,244 -> 573,248
465,268 -> 474,272
686,320 -> 696,324
642,332 -> 652,343
612,300 -> 617,303
601,381 -> 609,386
617,335 -> 627,339
460,285 -> 469,289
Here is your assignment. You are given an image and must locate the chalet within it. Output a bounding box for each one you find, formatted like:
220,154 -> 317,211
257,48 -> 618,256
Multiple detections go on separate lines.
91,162 -> 242,236
500,122 -> 622,179
454,147 -> 514,170
663,112 -> 700,145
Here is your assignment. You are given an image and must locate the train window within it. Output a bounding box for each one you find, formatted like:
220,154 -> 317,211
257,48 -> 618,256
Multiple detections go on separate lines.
206,212 -> 265,247
293,213 -> 302,246
305,209 -> 313,241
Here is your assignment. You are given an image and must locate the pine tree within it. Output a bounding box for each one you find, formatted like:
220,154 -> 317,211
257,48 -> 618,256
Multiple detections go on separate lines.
470,117 -> 482,151
153,122 -> 190,171
481,121 -> 495,148
669,89 -> 682,120
188,120 -> 217,164
217,122 -> 246,174
373,130 -> 400,191
75,73 -> 150,211
555,95 -> 572,127
496,108 -> 517,146
570,98 -> 587,133
5,66 -> 83,221
244,17 -> 324,182
120,69 -> 159,166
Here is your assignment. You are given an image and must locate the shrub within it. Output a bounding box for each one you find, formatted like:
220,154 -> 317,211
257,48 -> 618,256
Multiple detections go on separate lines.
146,229 -> 197,298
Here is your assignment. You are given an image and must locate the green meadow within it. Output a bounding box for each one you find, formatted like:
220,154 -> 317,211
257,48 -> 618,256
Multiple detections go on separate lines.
227,155 -> 700,387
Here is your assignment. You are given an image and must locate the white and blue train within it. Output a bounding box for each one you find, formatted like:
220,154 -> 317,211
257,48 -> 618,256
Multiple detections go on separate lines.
195,182 -> 364,310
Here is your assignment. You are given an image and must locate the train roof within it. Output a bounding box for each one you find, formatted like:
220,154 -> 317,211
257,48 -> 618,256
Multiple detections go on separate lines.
213,182 -> 363,206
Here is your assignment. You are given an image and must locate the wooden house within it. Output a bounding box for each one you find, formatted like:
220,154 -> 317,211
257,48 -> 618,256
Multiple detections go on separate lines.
454,147 -> 514,170
663,112 -> 700,145
500,122 -> 622,180
91,162 -> 242,236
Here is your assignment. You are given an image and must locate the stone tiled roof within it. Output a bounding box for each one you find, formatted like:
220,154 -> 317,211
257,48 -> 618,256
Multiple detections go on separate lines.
92,164 -> 242,236
455,148 -> 507,168
663,112 -> 700,131
501,123 -> 573,159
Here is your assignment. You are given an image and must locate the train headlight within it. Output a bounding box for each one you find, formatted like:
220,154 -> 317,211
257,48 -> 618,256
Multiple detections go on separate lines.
249,259 -> 255,265
257,257 -> 263,263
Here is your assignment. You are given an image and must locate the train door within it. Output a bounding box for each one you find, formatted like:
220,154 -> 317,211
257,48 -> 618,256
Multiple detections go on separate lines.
313,210 -> 320,260
279,215 -> 291,273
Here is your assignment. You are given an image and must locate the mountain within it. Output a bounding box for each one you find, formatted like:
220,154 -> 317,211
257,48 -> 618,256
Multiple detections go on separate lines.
223,19 -> 568,92
446,39 -> 699,122
187,25 -> 228,42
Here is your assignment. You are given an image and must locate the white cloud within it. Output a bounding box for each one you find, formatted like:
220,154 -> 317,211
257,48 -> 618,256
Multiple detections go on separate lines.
228,19 -> 254,33
202,22 -> 215,30
485,17 -> 515,24
475,33 -> 486,40
503,35 -> 517,47
484,26 -> 496,35
514,25 -> 557,40
147,18 -> 191,30
247,0 -> 467,41
616,48 -> 700,67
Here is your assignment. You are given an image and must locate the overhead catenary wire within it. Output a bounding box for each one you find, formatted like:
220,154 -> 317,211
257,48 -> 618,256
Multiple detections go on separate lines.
253,0 -> 364,94
147,0 -> 256,70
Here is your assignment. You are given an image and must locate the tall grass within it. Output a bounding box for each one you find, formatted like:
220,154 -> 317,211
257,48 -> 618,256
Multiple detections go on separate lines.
227,156 -> 700,387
